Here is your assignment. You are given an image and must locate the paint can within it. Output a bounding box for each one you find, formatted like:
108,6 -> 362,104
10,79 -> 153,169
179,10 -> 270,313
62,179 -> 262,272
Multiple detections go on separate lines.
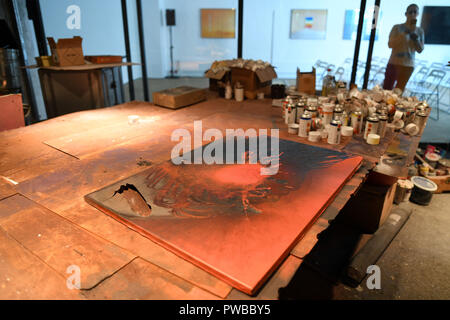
394,179 -> 414,204
437,158 -> 450,175
298,111 -> 312,138
351,109 -> 363,134
409,176 -> 438,206
341,126 -> 354,137
425,152 -> 441,168
366,133 -> 380,145
377,113 -> 388,138
288,123 -> 299,135
364,115 -> 379,140
308,131 -> 321,142
320,103 -> 334,126
327,118 -> 342,145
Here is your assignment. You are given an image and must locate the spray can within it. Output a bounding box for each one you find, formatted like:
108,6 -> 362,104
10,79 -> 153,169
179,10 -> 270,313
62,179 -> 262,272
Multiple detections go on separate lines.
298,111 -> 312,138
364,114 -> 380,140
295,99 -> 306,123
321,103 -> 334,126
306,105 -> 319,119
286,103 -> 296,124
333,104 -> 344,123
328,118 -> 342,145
413,110 -> 427,135
351,109 -> 363,134
378,113 -> 388,138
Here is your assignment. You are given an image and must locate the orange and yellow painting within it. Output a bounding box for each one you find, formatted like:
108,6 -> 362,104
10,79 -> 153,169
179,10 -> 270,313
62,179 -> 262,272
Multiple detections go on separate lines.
201,9 -> 236,38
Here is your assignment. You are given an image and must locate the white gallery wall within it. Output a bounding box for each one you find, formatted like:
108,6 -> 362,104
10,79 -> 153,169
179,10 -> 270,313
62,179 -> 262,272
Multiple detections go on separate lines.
39,0 -> 449,81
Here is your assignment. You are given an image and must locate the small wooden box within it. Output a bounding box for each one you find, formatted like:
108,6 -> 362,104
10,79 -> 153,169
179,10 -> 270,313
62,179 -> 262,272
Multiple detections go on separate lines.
152,86 -> 207,109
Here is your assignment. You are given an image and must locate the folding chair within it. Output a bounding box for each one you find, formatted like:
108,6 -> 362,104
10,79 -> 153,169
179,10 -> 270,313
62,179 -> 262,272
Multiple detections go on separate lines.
407,69 -> 446,120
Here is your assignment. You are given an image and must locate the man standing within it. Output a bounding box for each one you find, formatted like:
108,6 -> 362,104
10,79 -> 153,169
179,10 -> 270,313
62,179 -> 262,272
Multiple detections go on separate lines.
383,4 -> 425,92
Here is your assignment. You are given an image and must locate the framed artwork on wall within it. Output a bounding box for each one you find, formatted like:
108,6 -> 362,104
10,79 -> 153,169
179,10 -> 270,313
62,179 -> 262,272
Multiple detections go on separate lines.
290,9 -> 328,40
201,8 -> 236,38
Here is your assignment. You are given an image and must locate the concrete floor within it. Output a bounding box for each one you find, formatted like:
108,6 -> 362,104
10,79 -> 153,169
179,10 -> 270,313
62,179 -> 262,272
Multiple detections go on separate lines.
332,195 -> 450,300
127,77 -> 450,300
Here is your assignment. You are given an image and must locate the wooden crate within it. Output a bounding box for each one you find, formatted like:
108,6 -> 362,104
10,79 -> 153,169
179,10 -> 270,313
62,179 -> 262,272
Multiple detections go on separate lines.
152,86 -> 207,109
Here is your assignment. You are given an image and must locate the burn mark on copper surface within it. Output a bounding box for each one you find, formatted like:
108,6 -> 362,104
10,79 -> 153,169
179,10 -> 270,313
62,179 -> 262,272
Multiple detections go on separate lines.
112,183 -> 152,217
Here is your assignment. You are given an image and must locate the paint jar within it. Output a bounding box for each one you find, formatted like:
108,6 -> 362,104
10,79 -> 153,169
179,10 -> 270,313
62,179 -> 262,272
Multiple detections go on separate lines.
378,113 -> 388,138
364,115 -> 379,140
298,111 -> 312,138
341,126 -> 354,137
351,109 -> 363,134
235,88 -> 244,102
308,131 -> 321,142
366,133 -> 380,145
257,92 -> 265,100
327,118 -> 342,145
288,123 -> 299,135
321,103 -> 334,126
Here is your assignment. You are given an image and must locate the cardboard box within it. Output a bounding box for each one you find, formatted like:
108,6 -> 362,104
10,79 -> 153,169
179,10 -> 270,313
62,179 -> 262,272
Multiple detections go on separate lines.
230,66 -> 277,99
204,69 -> 231,91
152,86 -> 207,109
296,67 -> 316,95
47,36 -> 85,67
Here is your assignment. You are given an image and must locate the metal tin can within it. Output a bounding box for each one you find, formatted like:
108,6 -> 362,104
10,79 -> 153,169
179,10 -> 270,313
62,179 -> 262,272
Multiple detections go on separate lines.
413,110 -> 427,135
378,113 -> 388,138
328,118 -> 342,145
351,110 -> 363,134
298,111 -> 312,138
364,115 -> 380,140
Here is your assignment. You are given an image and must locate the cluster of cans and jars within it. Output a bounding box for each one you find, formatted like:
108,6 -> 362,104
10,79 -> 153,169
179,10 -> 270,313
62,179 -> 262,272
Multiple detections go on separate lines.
281,87 -> 430,146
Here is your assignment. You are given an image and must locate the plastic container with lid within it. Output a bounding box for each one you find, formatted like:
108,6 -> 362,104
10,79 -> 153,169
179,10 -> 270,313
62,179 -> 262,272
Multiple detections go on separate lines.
409,176 -> 438,206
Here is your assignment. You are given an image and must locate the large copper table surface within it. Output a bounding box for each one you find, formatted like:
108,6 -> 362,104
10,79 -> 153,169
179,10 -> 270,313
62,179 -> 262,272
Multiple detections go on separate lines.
0,93 -> 416,299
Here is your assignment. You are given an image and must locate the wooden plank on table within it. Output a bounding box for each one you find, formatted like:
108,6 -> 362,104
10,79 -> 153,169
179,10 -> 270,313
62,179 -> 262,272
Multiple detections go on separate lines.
60,200 -> 233,299
0,178 -> 16,201
0,194 -> 136,290
0,226 -> 83,300
82,257 -> 218,300
226,255 -> 303,300
43,121 -> 165,160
